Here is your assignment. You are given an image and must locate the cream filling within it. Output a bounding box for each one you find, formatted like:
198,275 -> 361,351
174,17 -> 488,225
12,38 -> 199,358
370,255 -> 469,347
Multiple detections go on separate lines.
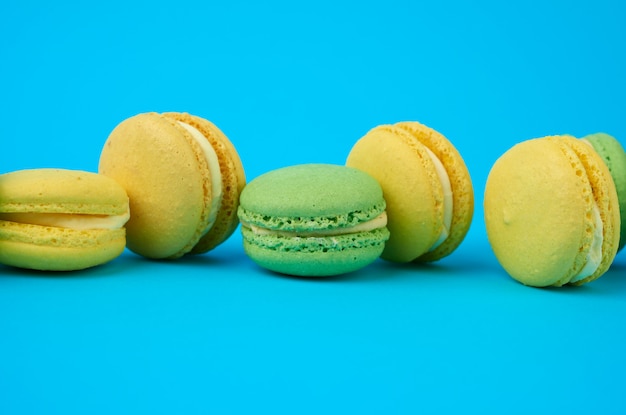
423,147 -> 453,251
177,121 -> 223,236
0,211 -> 130,230
242,212 -> 388,238
570,202 -> 604,283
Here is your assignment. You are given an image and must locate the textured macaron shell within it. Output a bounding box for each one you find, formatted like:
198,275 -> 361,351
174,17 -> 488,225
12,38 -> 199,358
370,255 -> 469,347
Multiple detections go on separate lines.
346,122 -> 473,263
99,113 -> 211,258
583,133 -> 626,252
484,136 -> 620,287
238,164 -> 389,276
0,169 -> 129,271
0,169 -> 128,216
238,164 -> 386,231
98,112 -> 245,259
241,227 -> 390,276
0,224 -> 126,271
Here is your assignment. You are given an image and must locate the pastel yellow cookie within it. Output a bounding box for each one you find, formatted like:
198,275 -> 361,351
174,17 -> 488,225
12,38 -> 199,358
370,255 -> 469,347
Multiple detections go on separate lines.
484,136 -> 620,287
346,121 -> 474,262
99,112 -> 246,259
0,169 -> 129,271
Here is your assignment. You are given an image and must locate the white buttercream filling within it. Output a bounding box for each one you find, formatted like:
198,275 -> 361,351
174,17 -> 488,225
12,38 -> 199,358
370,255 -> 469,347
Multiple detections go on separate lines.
177,121 -> 223,236
423,147 -> 453,251
570,202 -> 604,283
243,212 -> 388,237
0,211 -> 130,230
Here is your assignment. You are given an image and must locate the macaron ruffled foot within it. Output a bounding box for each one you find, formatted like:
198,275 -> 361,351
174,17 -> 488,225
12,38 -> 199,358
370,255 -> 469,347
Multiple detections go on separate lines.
237,164 -> 390,277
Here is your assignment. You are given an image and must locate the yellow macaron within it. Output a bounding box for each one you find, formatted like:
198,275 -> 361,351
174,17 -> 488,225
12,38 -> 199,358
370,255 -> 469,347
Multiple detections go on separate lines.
0,169 -> 129,271
346,121 -> 474,262
98,112 -> 246,259
484,136 -> 620,287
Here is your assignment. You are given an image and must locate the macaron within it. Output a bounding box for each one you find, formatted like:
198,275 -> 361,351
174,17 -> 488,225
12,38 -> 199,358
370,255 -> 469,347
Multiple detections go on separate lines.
0,169 -> 129,271
484,135 -> 620,287
98,112 -> 246,259
346,121 -> 474,263
581,133 -> 626,252
237,164 -> 390,277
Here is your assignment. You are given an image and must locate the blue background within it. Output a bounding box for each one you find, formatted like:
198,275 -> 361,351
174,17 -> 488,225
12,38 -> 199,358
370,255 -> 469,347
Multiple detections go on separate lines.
1,1 -> 626,413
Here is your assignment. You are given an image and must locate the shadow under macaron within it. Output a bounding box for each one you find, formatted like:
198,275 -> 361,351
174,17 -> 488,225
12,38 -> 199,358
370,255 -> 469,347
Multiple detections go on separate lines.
507,260 -> 626,296
0,250 -> 143,280
253,248 -> 488,284
156,247 -> 249,269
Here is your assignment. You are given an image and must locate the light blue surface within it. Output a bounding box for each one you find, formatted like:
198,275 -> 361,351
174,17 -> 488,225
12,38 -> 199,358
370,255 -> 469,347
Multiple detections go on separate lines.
1,1 -> 625,414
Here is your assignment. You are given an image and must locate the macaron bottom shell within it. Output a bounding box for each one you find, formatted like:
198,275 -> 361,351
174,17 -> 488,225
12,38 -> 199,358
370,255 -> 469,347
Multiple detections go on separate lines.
0,221 -> 126,271
241,227 -> 389,277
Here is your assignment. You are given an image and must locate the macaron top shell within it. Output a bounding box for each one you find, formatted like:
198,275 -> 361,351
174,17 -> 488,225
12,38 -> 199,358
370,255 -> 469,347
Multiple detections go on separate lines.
346,125 -> 442,262
484,136 -> 620,287
583,133 -> 626,252
99,112 -> 244,259
0,168 -> 128,216
238,164 -> 386,232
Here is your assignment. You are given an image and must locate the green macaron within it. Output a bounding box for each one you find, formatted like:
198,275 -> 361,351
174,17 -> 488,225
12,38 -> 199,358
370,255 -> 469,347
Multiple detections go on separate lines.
237,164 -> 390,277
582,133 -> 626,252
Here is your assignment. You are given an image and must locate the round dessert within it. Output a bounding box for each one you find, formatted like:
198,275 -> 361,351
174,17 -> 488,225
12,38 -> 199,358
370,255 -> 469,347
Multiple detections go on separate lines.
582,133 -> 626,252
98,112 -> 246,259
346,121 -> 474,262
484,135 -> 620,287
0,169 -> 129,271
237,164 -> 390,277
